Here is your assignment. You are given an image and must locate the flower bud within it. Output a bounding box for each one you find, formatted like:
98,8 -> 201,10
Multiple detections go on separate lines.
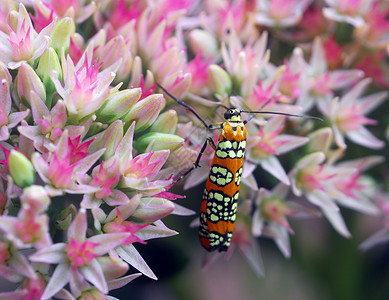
99,35 -> 133,82
149,110 -> 177,134
36,48 -> 62,96
131,197 -> 175,222
97,251 -> 129,280
14,63 -> 46,107
0,61 -> 12,84
89,121 -> 124,160
134,132 -> 184,152
51,17 -> 75,54
189,29 -> 218,58
161,72 -> 191,100
123,94 -> 165,132
78,289 -> 107,300
96,88 -> 141,123
307,127 -> 333,154
207,64 -> 232,96
20,185 -> 50,214
9,150 -> 35,188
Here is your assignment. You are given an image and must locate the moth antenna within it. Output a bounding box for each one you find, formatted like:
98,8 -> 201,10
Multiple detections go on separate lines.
156,82 -> 210,129
242,110 -> 323,123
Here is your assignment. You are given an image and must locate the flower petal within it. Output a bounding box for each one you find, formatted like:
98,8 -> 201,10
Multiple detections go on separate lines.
238,238 -> 265,277
321,205 -> 351,238
29,243 -> 67,264
41,263 -> 70,300
116,245 -> 157,280
135,222 -> 178,241
107,273 -> 142,291
260,155 -> 290,185
67,209 -> 87,241
346,127 -> 384,149
79,259 -> 108,294
89,233 -> 131,255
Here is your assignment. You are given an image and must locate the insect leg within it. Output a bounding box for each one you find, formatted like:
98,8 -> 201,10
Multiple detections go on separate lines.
173,137 -> 217,184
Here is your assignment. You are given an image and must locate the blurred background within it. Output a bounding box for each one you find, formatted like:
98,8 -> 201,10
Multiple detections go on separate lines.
111,185 -> 389,300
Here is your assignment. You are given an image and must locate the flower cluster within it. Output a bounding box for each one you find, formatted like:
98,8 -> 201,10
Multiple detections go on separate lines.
0,0 -> 388,297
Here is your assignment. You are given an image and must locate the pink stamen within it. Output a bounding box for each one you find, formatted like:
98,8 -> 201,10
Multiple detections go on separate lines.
65,238 -> 99,267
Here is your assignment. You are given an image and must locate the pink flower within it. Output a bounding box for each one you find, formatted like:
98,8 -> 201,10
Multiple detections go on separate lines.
329,78 -> 387,149
18,96 -> 84,154
323,36 -> 344,70
30,2 -> 55,33
29,210 -> 131,299
52,52 -> 118,123
0,76 -> 29,141
221,31 -> 269,97
0,239 -> 37,281
354,52 -> 388,88
0,4 -> 54,69
359,191 -> 389,251
256,0 -> 312,27
45,0 -> 95,23
32,130 -> 104,194
89,162 -> 119,199
185,53 -> 210,95
354,2 -> 389,52
68,136 -> 94,165
295,4 -> 328,40
15,211 -> 44,244
330,156 -> 382,214
120,150 -> 172,192
290,152 -> 351,237
297,37 -> 364,112
323,0 -> 374,27
21,274 -> 46,300
0,208 -> 51,249
278,60 -> 302,102
46,152 -> 75,189
245,79 -> 279,111
65,238 -> 99,267
248,116 -> 309,185
103,209 -> 147,245
80,156 -> 131,209
107,0 -> 143,30
93,203 -> 177,280
252,184 -> 318,257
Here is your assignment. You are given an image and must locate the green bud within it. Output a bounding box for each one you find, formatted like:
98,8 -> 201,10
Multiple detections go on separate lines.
149,109 -> 177,134
307,127 -> 333,154
14,63 -> 46,107
78,289 -> 106,300
134,132 -> 184,152
123,94 -> 165,132
9,150 -> 35,188
36,48 -> 62,96
89,121 -> 124,161
96,88 -> 141,123
51,17 -> 75,54
189,29 -> 218,57
207,64 -> 232,96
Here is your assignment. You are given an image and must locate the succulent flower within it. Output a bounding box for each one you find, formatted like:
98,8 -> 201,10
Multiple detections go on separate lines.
0,0 -> 388,297
0,3 -> 54,69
